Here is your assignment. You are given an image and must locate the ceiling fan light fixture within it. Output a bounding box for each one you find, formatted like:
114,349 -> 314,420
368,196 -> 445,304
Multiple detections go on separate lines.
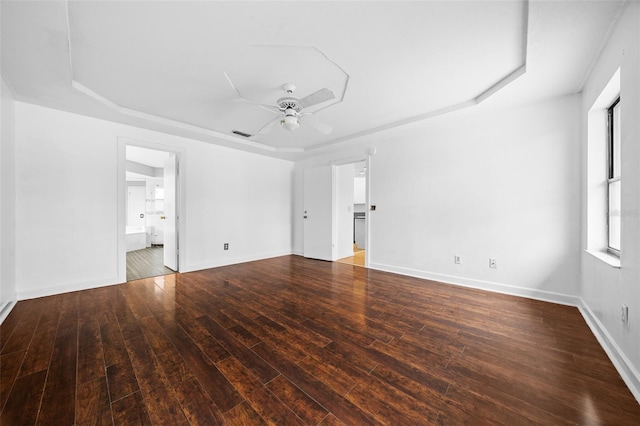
281,113 -> 300,131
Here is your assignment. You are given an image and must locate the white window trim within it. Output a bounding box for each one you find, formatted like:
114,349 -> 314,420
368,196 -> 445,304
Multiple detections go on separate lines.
606,96 -> 621,255
585,249 -> 621,269
586,68 -> 620,257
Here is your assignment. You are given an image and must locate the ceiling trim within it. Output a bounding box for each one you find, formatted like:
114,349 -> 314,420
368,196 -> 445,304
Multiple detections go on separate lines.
307,0 -> 530,154
576,0 -> 627,92
64,0 -> 529,156
71,80 -> 300,153
308,66 -> 528,154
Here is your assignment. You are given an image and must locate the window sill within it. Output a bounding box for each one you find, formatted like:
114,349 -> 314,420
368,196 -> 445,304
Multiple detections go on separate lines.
585,250 -> 621,269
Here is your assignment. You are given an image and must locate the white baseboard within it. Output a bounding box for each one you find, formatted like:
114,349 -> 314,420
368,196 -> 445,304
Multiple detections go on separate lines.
0,299 -> 17,325
579,301 -> 640,404
368,262 -> 581,306
17,276 -> 122,301
184,251 -> 293,274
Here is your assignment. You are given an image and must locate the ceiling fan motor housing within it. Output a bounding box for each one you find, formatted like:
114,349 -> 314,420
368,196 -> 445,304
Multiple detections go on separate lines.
277,96 -> 302,112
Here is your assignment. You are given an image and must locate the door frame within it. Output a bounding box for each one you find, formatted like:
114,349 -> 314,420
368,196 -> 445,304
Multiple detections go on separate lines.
163,153 -> 179,271
117,137 -> 186,283
329,154 -> 372,268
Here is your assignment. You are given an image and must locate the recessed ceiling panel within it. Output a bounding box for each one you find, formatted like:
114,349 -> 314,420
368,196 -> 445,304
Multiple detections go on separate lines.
67,1 -> 527,151
224,45 -> 348,109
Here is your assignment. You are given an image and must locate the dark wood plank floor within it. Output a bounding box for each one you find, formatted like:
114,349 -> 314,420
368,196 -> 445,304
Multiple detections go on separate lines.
1,255 -> 638,425
127,246 -> 175,281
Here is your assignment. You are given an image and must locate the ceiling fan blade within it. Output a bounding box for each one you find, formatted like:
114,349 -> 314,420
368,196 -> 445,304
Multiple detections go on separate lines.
257,117 -> 281,134
259,104 -> 281,114
232,97 -> 281,113
298,88 -> 335,109
303,115 -> 333,135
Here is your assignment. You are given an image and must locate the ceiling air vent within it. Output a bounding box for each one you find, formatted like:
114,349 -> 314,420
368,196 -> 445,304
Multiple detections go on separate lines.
232,130 -> 253,138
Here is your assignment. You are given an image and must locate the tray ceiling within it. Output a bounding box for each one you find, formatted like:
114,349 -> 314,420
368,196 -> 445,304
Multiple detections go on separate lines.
1,1 -> 626,159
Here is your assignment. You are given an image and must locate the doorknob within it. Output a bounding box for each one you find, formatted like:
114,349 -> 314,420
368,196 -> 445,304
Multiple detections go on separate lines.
303,215 -> 308,219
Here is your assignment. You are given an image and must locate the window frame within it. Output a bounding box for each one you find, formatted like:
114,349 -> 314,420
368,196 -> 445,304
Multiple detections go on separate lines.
607,96 -> 621,256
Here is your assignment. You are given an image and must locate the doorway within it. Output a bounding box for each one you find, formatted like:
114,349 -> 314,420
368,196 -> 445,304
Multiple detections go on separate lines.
124,145 -> 179,281
337,161 -> 367,267
303,160 -> 368,267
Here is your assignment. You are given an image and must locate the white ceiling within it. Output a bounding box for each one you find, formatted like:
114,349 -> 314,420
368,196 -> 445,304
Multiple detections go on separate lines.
125,145 -> 170,181
127,145 -> 170,169
1,1 -> 626,160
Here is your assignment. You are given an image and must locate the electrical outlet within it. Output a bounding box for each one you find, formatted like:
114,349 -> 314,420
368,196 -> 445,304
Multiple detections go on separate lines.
454,255 -> 461,264
224,243 -> 229,250
621,304 -> 629,324
489,258 -> 497,269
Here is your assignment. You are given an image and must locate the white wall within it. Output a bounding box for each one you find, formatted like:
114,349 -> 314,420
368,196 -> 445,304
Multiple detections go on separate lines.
580,1 -> 640,401
0,76 -> 17,317
14,102 -> 293,299
294,94 -> 582,304
354,176 -> 366,204
369,95 -> 582,301
126,183 -> 146,227
335,163 -> 355,259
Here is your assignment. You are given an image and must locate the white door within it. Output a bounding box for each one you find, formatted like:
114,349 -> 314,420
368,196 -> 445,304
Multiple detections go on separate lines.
303,165 -> 336,261
163,154 -> 178,271
127,186 -> 146,227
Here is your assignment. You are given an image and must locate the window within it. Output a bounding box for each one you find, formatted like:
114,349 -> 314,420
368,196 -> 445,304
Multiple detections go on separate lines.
607,97 -> 621,254
586,69 -> 620,266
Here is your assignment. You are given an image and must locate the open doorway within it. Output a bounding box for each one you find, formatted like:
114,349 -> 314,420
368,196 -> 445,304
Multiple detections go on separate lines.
336,161 -> 367,267
125,145 -> 179,281
302,159 -> 369,266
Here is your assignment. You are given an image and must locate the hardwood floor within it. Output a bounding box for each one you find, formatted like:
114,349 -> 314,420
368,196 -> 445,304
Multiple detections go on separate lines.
1,255 -> 638,424
336,250 -> 365,267
127,246 -> 175,281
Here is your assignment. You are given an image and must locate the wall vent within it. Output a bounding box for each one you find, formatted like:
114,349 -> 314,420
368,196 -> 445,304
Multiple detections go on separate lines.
232,130 -> 253,138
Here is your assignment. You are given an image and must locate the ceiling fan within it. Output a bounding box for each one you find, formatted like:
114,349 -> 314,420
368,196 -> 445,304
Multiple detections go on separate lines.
228,79 -> 335,135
